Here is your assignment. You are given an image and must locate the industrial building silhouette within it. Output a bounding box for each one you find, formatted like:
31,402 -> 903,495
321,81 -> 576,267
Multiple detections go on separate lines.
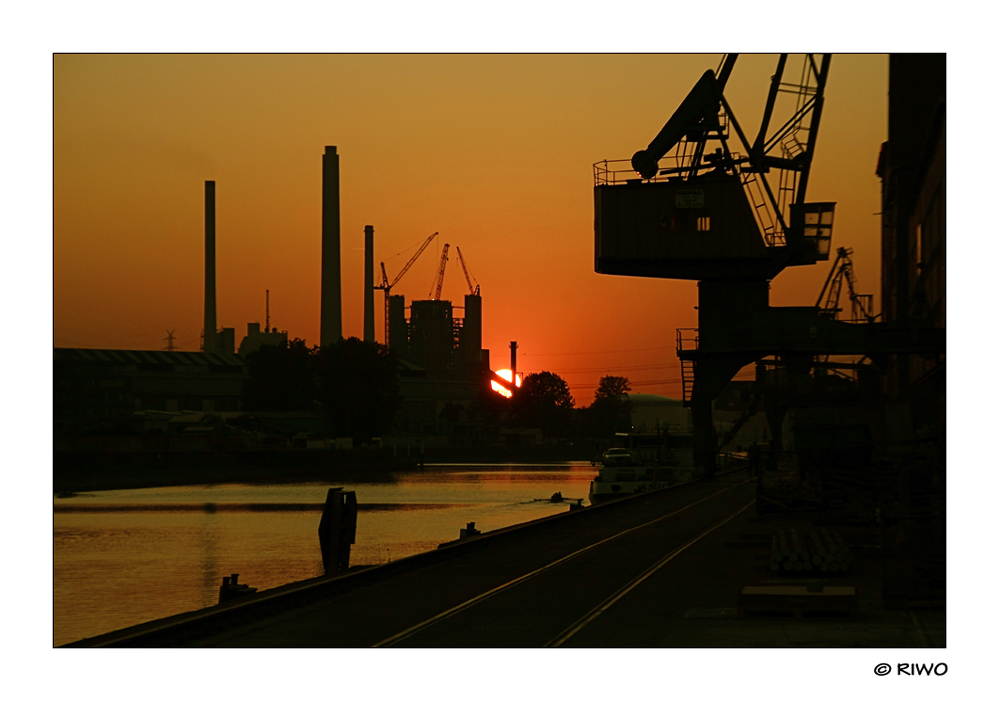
54,145 -> 491,442
54,55 -> 945,487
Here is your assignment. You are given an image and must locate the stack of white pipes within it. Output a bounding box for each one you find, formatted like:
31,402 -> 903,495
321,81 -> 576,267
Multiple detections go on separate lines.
769,527 -> 853,573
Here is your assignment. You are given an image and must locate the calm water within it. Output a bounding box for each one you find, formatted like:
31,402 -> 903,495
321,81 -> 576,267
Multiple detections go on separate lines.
53,462 -> 596,646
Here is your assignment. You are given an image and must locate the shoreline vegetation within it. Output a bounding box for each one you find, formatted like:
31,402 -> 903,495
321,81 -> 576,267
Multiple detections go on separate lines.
53,444 -> 600,494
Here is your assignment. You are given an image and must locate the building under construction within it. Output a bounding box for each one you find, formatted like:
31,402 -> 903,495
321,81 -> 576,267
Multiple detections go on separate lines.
387,294 -> 484,381
369,231 -> 487,383
367,235 -> 492,438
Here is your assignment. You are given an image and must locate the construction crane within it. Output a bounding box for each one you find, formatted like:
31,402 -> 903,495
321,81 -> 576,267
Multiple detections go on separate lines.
375,232 -> 439,345
816,247 -> 877,323
617,53 -> 833,255
814,246 -> 876,369
455,246 -> 480,296
596,54 -> 834,480
429,243 -> 450,300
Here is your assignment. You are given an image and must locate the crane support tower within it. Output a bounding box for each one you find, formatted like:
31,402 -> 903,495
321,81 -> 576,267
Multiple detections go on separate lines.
595,54 -> 943,479
430,243 -> 450,300
375,232 -> 438,347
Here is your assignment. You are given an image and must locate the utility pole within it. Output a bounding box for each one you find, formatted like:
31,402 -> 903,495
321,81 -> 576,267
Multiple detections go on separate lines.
162,329 -> 178,351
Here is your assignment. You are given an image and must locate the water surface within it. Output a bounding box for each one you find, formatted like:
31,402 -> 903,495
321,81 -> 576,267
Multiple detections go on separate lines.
53,463 -> 596,646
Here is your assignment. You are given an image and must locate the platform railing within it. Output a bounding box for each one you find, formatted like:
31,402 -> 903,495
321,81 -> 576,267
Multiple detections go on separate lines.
676,328 -> 700,353
594,146 -> 745,187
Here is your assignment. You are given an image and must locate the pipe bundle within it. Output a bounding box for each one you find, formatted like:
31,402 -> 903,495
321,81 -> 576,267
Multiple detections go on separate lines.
770,527 -> 853,573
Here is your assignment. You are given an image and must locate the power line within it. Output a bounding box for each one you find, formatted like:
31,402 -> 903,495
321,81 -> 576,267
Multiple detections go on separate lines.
523,363 -> 682,374
567,371 -> 756,391
568,378 -> 683,390
522,346 -> 675,357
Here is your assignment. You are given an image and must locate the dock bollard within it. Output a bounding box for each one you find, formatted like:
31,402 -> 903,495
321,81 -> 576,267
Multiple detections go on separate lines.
319,487 -> 358,574
218,573 -> 257,604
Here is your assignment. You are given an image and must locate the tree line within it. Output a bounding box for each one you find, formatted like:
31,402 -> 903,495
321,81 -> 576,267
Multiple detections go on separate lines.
241,337 -> 402,444
511,372 -> 633,438
241,338 -> 635,442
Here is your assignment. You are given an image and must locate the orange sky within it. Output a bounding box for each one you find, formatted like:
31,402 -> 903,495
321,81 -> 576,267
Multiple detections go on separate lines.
54,54 -> 888,404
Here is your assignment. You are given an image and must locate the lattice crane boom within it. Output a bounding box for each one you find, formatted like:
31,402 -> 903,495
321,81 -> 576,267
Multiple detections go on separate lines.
816,247 -> 877,323
374,231 -> 439,345
389,232 -> 438,288
626,54 -> 832,251
456,246 -> 479,296
430,243 -> 450,300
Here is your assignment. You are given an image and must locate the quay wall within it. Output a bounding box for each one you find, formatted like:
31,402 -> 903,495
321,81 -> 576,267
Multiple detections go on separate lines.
64,474 -> 724,647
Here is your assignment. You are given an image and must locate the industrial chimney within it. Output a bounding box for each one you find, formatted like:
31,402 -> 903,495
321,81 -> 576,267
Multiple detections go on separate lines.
363,225 -> 375,343
203,181 -> 218,354
320,146 -> 343,347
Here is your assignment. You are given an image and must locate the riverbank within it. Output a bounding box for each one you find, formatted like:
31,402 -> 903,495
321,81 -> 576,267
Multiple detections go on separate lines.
53,449 -> 407,493
53,443 -> 599,493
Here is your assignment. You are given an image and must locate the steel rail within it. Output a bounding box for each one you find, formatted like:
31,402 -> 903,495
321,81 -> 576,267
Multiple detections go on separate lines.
544,498 -> 756,647
372,478 -> 754,647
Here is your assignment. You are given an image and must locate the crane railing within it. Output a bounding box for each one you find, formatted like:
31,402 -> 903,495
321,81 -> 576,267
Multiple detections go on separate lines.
594,147 -> 745,187
594,150 -> 788,247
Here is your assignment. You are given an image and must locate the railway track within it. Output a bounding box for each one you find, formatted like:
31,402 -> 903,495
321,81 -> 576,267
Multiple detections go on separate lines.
373,481 -> 755,647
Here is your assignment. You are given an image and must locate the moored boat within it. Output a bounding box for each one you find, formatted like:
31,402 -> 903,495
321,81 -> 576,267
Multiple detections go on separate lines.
588,432 -> 697,504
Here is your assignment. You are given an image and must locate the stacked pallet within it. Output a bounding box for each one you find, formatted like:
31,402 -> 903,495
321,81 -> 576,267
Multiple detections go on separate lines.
769,527 -> 853,573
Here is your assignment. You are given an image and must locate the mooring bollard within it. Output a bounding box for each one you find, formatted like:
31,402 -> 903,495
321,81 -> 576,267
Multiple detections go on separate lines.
318,487 -> 358,574
218,573 -> 257,604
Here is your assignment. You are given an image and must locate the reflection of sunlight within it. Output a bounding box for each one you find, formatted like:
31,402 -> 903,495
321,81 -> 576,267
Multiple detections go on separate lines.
490,379 -> 512,398
359,503 -> 472,512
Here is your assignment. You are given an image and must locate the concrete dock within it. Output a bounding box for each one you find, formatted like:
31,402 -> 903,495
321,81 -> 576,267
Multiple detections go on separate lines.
67,472 -> 943,648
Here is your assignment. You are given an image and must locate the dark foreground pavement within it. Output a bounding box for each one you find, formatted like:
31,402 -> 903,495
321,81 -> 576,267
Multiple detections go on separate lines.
68,472 -> 943,648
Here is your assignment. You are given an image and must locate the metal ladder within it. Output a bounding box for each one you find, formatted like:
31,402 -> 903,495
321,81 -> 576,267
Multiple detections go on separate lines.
681,359 -> 696,406
740,168 -> 780,246
676,329 -> 699,407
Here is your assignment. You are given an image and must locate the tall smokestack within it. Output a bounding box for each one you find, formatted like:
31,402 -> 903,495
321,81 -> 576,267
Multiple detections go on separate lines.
363,225 -> 375,343
510,341 -> 517,377
321,146 -> 342,347
204,181 -> 218,354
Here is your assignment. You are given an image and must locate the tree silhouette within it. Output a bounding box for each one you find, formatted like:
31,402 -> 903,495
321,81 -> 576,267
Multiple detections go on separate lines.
595,375 -> 631,402
587,375 -> 633,437
513,371 -> 574,437
242,339 -> 315,411
314,337 -> 402,444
